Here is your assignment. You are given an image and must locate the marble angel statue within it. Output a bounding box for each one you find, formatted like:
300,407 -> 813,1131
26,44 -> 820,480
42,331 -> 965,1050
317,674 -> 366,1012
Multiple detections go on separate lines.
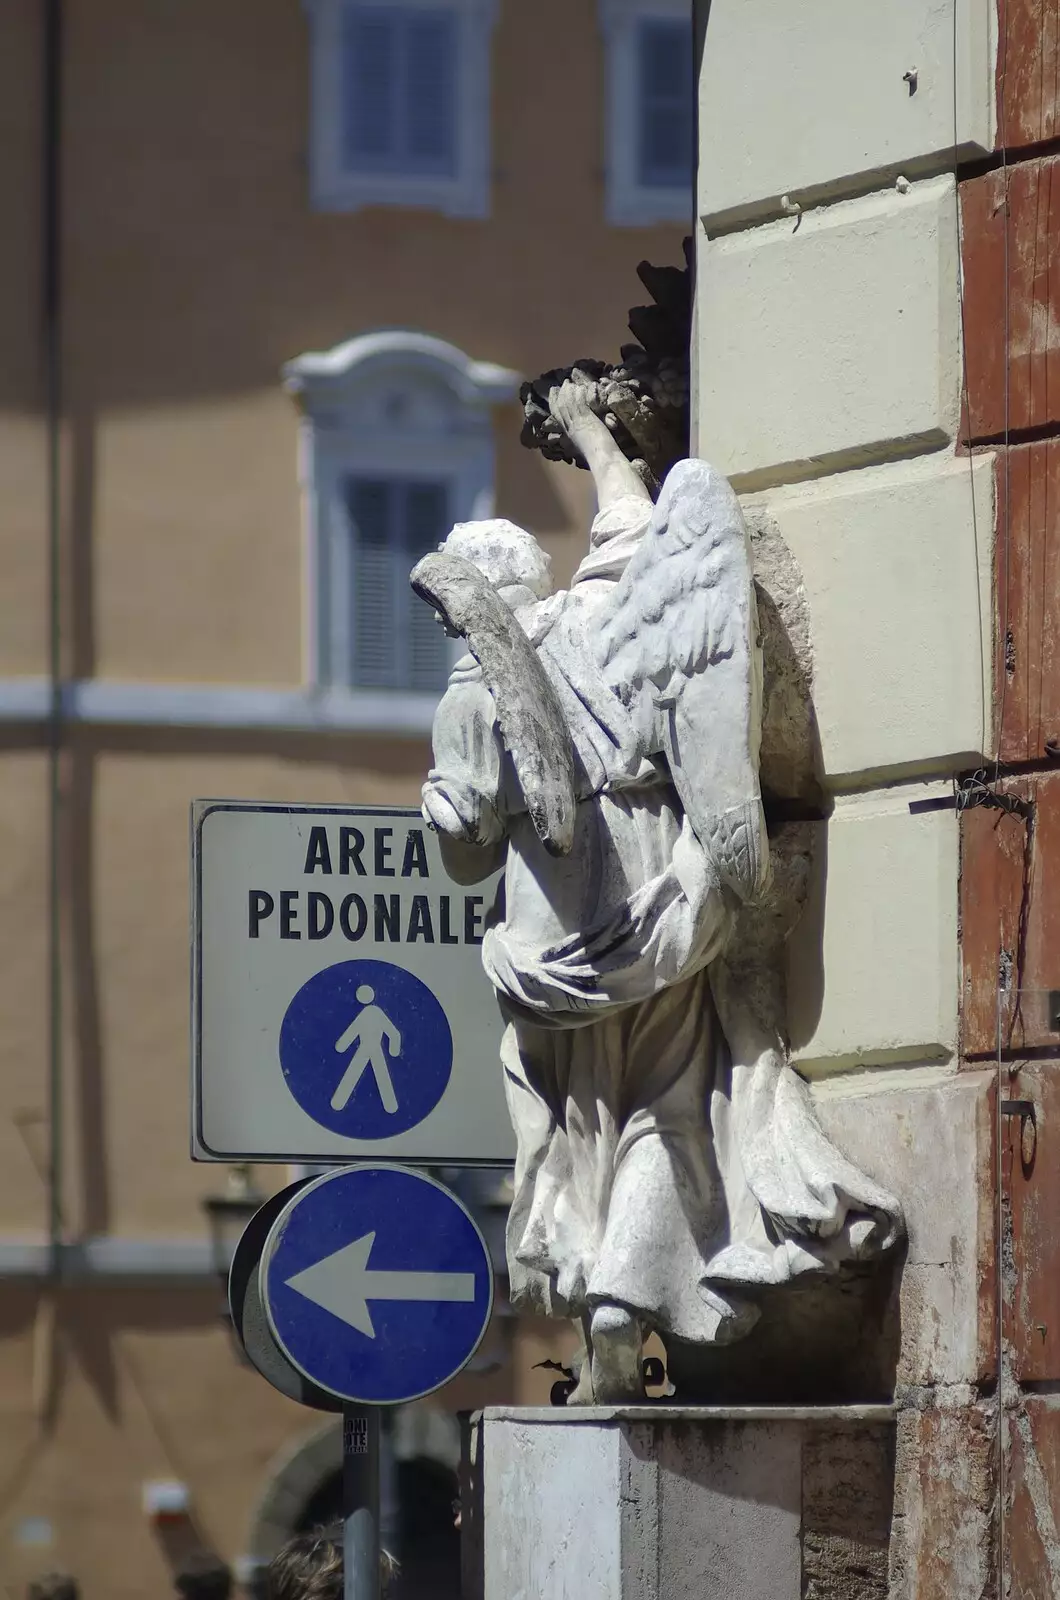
411,376 -> 903,1404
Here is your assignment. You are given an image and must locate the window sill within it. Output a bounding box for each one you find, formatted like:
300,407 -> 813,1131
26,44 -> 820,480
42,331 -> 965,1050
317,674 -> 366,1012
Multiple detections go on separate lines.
606,183 -> 694,227
0,679 -> 439,738
310,172 -> 490,219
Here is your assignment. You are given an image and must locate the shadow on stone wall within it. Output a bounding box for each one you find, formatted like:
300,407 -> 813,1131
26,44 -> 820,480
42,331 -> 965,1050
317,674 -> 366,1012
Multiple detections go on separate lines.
665,1249 -> 904,1406
660,513 -> 904,1408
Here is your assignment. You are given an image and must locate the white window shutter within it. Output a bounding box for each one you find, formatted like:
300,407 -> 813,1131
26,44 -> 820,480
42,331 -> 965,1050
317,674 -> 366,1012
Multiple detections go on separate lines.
341,10 -> 398,166
403,12 -> 458,174
403,481 -> 452,691
339,5 -> 458,178
636,17 -> 693,190
346,475 -> 452,691
348,478 -> 401,688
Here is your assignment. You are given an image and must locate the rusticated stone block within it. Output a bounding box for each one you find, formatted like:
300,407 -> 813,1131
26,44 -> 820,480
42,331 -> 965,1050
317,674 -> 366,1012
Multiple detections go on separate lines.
998,0 -> 1060,150
802,1426 -> 893,1599
1007,1395 -> 1060,1599
960,769 -> 1060,1054
788,788 -> 959,1073
815,1071 -> 997,1392
743,452 -> 993,785
1005,1063 -> 1060,1384
668,1072 -> 997,1405
961,158 -> 1060,440
994,442 -> 1060,765
697,0 -> 993,229
960,798 -> 1028,1056
696,177 -> 961,488
890,1399 -> 996,1600
464,1407 -> 895,1600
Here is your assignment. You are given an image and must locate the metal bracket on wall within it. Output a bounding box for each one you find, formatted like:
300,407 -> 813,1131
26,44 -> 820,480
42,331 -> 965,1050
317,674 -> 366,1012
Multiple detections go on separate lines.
1000,1099 -> 1038,1172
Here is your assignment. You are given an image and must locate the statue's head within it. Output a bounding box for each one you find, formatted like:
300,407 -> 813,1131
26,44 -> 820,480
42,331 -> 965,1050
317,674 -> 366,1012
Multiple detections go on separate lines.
440,518 -> 554,602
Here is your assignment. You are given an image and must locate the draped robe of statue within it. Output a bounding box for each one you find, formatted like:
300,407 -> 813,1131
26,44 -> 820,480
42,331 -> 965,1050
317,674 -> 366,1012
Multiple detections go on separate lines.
421,461 -> 903,1354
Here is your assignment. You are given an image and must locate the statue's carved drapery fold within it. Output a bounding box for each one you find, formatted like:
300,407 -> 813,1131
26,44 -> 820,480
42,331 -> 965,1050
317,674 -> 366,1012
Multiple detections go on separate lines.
413,271 -> 904,1402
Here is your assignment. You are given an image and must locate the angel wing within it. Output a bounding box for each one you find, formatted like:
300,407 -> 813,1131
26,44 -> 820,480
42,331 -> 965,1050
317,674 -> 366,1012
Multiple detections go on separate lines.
595,458 -> 770,903
410,551 -> 577,856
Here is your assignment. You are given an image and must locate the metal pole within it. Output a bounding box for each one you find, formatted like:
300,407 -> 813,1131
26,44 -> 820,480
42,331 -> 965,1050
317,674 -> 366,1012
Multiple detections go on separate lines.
43,0 -> 65,1292
343,1407 -> 381,1600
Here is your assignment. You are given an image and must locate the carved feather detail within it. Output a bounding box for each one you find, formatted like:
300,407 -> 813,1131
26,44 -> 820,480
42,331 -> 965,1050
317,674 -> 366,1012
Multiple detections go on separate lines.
410,551 -> 577,857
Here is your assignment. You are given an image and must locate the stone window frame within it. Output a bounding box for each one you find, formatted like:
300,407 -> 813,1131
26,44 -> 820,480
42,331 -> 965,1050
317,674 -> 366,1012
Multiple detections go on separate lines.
598,0 -> 694,227
284,330 -> 519,701
304,0 -> 500,217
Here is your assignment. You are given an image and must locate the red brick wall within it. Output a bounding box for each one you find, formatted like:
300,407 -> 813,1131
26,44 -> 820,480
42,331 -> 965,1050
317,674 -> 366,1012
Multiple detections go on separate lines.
959,9 -> 1060,1040
959,13 -> 1060,1588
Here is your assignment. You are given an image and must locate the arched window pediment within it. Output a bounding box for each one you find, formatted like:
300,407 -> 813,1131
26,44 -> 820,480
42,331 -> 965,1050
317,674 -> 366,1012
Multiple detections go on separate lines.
284,330 -> 519,418
285,331 -> 519,703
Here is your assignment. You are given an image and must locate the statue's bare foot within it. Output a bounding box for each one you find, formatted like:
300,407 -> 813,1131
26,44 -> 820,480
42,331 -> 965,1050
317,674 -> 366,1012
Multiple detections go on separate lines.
562,1315 -> 595,1405
589,1302 -> 645,1403
565,1366 -> 596,1405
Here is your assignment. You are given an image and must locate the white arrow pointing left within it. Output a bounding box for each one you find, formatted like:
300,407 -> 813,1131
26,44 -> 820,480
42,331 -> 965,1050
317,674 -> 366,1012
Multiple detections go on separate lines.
283,1232 -> 477,1339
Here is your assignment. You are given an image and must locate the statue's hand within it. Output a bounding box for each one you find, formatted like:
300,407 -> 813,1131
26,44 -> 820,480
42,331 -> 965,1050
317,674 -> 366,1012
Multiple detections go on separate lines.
548,374 -> 600,442
423,783 -> 503,849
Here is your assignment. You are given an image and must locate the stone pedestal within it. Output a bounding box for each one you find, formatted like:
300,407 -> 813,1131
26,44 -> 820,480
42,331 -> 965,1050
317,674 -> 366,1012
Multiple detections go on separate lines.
461,1405 -> 895,1600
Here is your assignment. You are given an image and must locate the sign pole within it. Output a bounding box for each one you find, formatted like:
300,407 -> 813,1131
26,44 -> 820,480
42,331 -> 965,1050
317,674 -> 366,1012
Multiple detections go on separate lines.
343,1407 -> 381,1600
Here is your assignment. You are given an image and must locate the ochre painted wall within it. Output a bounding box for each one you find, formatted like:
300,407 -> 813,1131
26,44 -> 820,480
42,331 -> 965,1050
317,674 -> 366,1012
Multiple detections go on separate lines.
0,0 -> 683,683
0,1 -> 687,1593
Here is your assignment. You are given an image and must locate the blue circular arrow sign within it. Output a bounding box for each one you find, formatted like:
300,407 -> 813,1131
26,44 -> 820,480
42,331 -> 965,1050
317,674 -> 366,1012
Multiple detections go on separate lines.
260,1166 -> 494,1405
279,960 -> 453,1139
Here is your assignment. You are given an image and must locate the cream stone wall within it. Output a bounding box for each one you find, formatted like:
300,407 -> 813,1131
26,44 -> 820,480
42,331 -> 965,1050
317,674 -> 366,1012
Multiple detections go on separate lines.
695,17 -> 999,1586
698,176 -> 962,489
694,5 -> 995,1076
787,786 -> 960,1073
745,453 -> 994,784
698,0 -> 995,230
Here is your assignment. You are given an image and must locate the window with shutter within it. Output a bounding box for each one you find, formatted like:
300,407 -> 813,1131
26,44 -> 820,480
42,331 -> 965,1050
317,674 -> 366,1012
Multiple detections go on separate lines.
346,475 -> 452,692
636,17 -> 693,190
287,329 -> 518,717
599,0 -> 693,225
340,7 -> 457,178
306,0 -> 495,215
404,13 -> 457,173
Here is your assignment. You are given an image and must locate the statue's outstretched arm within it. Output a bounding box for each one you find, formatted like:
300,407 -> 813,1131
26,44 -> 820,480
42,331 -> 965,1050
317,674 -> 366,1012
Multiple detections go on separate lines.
548,378 -> 652,513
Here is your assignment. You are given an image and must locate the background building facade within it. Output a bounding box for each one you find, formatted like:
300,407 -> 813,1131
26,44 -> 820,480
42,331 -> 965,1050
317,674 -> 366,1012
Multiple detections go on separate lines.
0,2 -> 690,1595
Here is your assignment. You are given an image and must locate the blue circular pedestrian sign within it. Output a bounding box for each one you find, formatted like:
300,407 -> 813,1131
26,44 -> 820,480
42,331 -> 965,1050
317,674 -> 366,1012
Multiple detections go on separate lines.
279,960 -> 453,1138
260,1166 -> 494,1405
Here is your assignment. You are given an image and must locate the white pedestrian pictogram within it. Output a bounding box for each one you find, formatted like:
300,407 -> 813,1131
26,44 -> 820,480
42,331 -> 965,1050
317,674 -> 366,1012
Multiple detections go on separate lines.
331,985 -> 402,1113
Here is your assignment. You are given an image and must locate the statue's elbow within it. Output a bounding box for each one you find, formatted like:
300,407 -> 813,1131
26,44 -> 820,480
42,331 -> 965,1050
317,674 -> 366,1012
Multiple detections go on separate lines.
437,831 -> 506,885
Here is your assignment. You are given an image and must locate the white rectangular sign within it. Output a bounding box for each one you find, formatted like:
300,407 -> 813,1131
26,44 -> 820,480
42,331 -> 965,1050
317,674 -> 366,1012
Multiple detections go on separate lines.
192,801 -> 513,1164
